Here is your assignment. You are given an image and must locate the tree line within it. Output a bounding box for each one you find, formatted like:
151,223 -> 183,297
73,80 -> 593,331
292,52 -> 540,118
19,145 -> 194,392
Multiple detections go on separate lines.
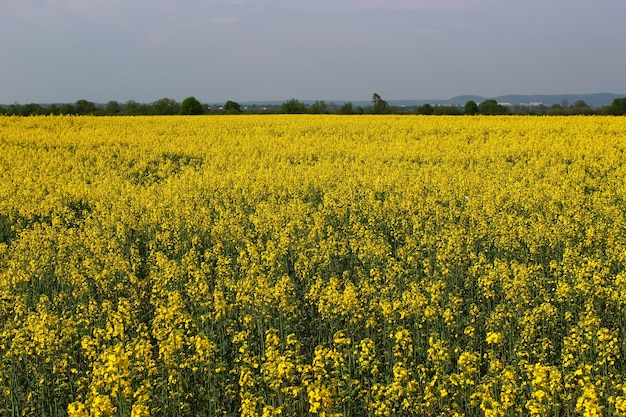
2,94 -> 626,116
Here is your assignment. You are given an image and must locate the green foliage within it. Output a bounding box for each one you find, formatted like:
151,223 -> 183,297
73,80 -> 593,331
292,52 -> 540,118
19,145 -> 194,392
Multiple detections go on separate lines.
337,102 -> 354,115
75,99 -> 97,115
567,100 -> 593,115
180,96 -> 204,115
432,105 -> 462,115
280,98 -> 307,114
104,101 -> 121,115
417,103 -> 434,115
464,100 -> 478,115
605,98 -> 626,115
478,99 -> 509,115
152,98 -> 180,115
5,103 -> 47,116
309,100 -> 329,114
223,100 -> 242,114
371,93 -> 390,114
58,103 -> 76,115
124,100 -> 151,115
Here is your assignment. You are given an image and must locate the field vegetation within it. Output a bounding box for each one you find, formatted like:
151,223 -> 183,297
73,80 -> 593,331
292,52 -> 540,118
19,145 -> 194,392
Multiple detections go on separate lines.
1,115 -> 626,416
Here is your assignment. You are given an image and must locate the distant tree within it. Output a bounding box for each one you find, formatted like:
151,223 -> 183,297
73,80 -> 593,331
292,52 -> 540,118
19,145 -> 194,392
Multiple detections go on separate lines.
7,103 -> 35,116
395,105 -> 410,114
104,101 -> 121,115
510,104 -> 529,114
59,103 -> 76,115
6,103 -> 22,115
605,98 -> 626,115
478,99 -> 508,115
180,96 -> 204,115
567,100 -> 593,115
28,103 -> 48,115
464,100 -> 478,115
371,93 -> 389,114
224,100 -> 242,114
327,102 -> 340,113
152,98 -> 179,115
75,99 -> 97,115
547,104 -> 564,115
417,103 -> 434,115
123,101 -> 138,115
337,102 -> 354,115
433,105 -> 462,115
0,105 -> 7,115
9,103 -> 47,116
280,98 -> 307,114
124,100 -> 150,115
47,104 -> 60,115
309,100 -> 328,114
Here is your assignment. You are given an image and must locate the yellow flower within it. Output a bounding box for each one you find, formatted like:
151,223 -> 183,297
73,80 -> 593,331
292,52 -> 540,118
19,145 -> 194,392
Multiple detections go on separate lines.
486,332 -> 504,345
130,403 -> 151,417
67,402 -> 89,417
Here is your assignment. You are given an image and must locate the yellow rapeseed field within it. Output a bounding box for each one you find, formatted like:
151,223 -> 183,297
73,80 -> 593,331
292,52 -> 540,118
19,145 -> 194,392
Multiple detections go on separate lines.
1,114 -> 626,416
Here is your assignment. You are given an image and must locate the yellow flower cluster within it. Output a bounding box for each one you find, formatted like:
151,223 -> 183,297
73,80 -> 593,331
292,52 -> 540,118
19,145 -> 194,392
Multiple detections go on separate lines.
1,114 -> 626,416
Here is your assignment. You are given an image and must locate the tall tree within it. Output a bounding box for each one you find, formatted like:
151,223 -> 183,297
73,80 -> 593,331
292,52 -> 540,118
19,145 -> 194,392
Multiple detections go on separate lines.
280,98 -> 307,114
180,96 -> 204,115
606,98 -> 626,115
152,98 -> 180,115
75,99 -> 97,115
568,100 -> 592,115
417,103 -> 434,115
309,100 -> 328,114
371,93 -> 389,114
105,101 -> 121,115
224,100 -> 242,114
477,99 -> 508,115
464,100 -> 478,115
124,100 -> 150,115
59,103 -> 76,115
337,102 -> 354,115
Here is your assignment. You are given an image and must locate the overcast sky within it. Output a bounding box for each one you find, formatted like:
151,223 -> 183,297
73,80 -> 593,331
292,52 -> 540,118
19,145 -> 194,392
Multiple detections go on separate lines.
2,0 -> 625,104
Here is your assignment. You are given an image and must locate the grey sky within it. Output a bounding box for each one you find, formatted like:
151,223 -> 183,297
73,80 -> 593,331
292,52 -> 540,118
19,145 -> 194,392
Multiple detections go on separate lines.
2,0 -> 625,104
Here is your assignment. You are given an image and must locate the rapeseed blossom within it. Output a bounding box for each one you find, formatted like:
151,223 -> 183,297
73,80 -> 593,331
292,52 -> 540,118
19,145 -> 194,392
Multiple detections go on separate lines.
1,114 -> 625,415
